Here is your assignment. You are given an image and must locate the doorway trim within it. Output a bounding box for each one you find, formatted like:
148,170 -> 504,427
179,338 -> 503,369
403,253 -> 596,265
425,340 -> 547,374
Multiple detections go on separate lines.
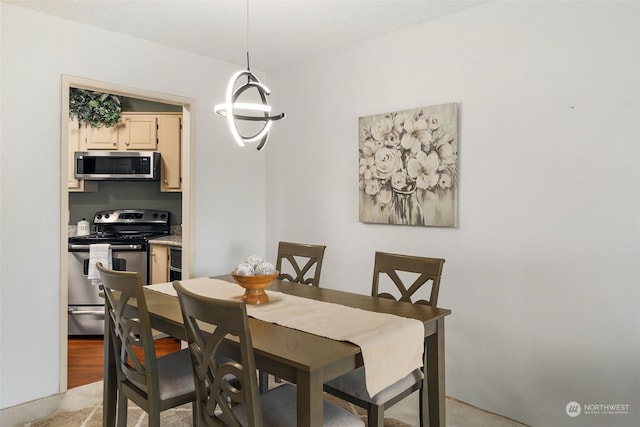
59,75 -> 195,392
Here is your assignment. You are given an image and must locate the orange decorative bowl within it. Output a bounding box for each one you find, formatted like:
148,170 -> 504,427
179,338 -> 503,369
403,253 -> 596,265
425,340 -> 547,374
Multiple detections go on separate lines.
231,271 -> 279,305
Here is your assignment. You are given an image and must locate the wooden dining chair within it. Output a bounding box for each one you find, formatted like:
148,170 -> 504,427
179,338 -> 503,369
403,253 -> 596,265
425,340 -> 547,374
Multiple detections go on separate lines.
275,241 -> 326,286
96,263 -> 196,427
173,281 -> 364,427
264,241 -> 328,388
323,251 -> 445,427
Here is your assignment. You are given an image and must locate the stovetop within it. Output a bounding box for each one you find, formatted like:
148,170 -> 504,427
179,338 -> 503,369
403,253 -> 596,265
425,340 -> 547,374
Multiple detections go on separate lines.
93,209 -> 170,225
69,232 -> 167,244
69,209 -> 171,244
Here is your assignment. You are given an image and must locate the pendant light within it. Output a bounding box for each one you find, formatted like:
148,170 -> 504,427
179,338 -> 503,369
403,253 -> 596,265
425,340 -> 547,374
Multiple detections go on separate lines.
214,0 -> 285,151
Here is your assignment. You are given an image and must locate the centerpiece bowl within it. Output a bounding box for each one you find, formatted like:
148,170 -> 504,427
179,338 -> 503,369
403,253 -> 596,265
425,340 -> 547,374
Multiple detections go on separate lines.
231,271 -> 279,305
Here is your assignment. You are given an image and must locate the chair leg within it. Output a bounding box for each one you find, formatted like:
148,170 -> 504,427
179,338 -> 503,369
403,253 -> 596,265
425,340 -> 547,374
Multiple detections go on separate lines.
116,392 -> 128,427
258,370 -> 268,393
419,387 -> 426,427
192,402 -> 198,427
148,410 -> 161,427
368,404 -> 385,427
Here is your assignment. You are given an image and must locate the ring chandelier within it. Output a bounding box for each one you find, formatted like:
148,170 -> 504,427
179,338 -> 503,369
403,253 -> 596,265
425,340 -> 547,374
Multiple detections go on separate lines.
214,0 -> 285,151
214,54 -> 285,151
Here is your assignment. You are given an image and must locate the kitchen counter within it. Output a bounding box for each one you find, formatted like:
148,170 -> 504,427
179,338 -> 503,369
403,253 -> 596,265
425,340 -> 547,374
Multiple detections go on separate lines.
148,235 -> 182,247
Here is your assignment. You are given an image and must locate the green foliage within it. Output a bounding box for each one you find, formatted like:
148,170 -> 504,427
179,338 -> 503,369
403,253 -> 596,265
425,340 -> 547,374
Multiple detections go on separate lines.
69,88 -> 121,128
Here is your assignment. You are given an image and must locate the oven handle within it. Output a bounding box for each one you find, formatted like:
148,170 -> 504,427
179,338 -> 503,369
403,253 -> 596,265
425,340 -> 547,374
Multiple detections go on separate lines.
68,244 -> 144,251
68,308 -> 104,315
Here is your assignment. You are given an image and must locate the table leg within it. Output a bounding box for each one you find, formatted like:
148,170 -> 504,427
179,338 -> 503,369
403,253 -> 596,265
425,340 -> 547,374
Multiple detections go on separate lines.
258,370 -> 270,394
296,369 -> 323,427
103,309 -> 116,427
425,318 -> 446,427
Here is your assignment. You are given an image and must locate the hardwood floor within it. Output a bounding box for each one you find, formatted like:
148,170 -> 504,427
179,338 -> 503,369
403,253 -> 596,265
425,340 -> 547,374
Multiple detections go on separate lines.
67,336 -> 181,389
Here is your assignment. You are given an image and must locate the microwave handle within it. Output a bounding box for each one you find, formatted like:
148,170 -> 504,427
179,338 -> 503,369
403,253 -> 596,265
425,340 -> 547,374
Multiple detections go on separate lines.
68,308 -> 104,315
69,244 -> 143,251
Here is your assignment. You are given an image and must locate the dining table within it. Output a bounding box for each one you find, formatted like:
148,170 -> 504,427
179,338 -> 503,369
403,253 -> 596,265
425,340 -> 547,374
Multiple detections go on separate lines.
102,275 -> 451,427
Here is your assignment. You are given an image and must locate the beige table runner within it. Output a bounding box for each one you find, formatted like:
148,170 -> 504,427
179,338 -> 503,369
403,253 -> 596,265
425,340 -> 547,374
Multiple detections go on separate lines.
148,277 -> 424,397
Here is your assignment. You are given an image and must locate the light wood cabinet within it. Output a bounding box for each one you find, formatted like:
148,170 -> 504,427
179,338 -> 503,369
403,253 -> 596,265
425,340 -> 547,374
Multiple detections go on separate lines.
70,112 -> 182,192
118,114 -> 158,150
68,118 -> 97,192
158,115 -> 182,192
149,243 -> 182,284
80,114 -> 158,151
149,244 -> 169,284
81,123 -> 120,150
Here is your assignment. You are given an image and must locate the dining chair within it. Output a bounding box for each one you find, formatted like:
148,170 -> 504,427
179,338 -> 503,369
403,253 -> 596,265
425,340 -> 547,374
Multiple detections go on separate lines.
323,251 -> 445,427
275,241 -> 326,286
96,262 -> 196,427
173,280 -> 365,427
264,241 -> 328,389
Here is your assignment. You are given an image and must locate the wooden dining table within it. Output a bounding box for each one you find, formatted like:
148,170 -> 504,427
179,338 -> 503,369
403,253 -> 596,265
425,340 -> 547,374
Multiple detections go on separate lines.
102,275 -> 451,427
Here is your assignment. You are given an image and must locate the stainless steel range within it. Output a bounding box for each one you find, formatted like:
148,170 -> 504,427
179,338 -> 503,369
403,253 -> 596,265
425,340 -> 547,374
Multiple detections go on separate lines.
67,209 -> 170,336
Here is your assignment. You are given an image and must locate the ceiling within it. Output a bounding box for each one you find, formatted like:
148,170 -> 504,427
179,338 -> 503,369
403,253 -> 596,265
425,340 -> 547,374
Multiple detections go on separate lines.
4,0 -> 486,71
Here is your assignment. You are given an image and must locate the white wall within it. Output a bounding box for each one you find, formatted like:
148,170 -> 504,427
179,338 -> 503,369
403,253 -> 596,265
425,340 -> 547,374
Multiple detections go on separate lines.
266,2 -> 640,426
3,2 -> 638,425
0,4 -> 266,408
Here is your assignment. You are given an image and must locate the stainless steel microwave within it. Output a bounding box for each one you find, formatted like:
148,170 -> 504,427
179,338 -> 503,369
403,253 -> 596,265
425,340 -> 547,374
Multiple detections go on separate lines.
75,151 -> 161,181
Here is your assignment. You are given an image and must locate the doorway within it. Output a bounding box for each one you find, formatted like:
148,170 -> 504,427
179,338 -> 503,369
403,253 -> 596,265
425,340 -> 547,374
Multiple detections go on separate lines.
59,75 -> 195,392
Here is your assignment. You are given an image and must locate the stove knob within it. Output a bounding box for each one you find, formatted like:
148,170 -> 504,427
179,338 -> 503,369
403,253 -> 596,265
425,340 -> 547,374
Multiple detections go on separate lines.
96,214 -> 102,220
152,213 -> 159,219
161,213 -> 167,219
104,213 -> 110,219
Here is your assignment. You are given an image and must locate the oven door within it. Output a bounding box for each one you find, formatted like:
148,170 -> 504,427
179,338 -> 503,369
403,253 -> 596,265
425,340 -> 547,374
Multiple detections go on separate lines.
67,245 -> 148,336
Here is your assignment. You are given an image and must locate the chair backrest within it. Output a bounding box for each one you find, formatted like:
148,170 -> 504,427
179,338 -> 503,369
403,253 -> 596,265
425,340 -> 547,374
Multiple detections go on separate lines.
275,241 -> 326,286
371,252 -> 445,306
96,262 -> 160,399
174,281 -> 263,427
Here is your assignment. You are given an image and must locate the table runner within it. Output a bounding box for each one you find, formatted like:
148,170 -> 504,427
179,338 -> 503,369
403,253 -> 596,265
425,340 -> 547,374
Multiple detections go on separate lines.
148,277 -> 424,397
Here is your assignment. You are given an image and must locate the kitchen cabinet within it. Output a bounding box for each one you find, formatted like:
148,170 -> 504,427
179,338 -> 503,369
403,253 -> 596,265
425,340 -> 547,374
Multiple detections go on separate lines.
81,122 -> 120,150
68,118 -> 97,192
158,115 -> 182,192
149,244 -> 169,284
81,113 -> 157,151
149,239 -> 182,284
117,114 -> 158,150
70,112 -> 182,192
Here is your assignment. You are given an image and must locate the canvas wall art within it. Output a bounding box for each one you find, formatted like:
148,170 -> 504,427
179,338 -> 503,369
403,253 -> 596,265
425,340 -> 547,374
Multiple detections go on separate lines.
358,103 -> 458,227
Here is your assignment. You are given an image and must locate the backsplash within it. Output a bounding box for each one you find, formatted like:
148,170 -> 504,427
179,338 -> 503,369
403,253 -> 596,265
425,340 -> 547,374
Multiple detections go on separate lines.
69,181 -> 182,225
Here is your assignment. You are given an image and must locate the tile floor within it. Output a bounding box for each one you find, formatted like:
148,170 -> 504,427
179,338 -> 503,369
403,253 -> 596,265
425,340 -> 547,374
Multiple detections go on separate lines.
1,380 -> 527,427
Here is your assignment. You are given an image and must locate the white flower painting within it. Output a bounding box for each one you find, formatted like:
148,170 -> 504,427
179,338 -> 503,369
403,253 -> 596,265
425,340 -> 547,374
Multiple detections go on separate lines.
358,103 -> 458,227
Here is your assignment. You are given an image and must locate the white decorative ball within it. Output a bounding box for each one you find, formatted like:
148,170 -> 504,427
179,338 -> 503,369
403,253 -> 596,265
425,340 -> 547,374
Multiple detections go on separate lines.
255,261 -> 276,275
233,262 -> 255,276
246,255 -> 264,268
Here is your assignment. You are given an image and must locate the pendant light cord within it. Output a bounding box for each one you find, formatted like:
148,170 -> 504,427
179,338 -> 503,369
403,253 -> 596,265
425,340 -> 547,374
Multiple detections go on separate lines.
246,0 -> 250,71
214,0 -> 284,151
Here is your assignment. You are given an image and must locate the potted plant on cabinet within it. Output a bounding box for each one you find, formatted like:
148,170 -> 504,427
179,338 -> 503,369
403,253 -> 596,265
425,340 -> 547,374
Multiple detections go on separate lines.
69,88 -> 121,128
